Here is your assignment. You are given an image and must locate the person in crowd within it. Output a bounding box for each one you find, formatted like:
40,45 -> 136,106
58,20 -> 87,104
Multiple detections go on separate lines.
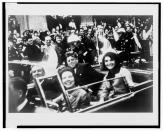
67,32 -> 80,49
124,24 -> 141,52
22,30 -> 32,42
79,27 -> 84,36
23,38 -> 43,61
82,28 -> 97,65
87,28 -> 93,39
15,37 -> 26,58
50,27 -> 57,41
112,27 -> 130,62
52,66 -> 91,112
53,34 -> 67,65
65,51 -> 104,99
105,26 -> 115,48
96,25 -> 113,63
68,18 -> 76,30
140,24 -> 153,61
9,77 -> 36,113
42,36 -> 58,75
8,40 -> 22,60
78,27 -> 97,64
115,24 -> 142,63
98,52 -> 135,101
67,33 -> 87,63
33,37 -> 44,49
32,31 -> 40,40
8,38 -> 30,81
104,28 -> 110,40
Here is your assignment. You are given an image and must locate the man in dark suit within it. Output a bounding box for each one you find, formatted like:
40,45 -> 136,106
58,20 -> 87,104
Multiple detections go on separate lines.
65,51 -> 104,97
53,34 -> 67,65
9,77 -> 35,113
23,38 -> 43,61
79,28 -> 97,65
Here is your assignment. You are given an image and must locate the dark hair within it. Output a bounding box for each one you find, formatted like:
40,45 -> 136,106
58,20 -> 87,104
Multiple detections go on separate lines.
65,51 -> 78,66
101,52 -> 121,71
58,66 -> 76,86
9,77 -> 27,95
34,31 -> 38,34
55,34 -> 62,39
65,51 -> 78,59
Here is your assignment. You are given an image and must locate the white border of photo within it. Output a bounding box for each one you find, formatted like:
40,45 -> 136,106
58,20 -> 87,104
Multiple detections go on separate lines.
2,0 -> 160,129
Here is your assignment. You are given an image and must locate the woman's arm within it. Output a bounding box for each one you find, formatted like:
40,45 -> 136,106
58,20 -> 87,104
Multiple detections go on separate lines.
120,68 -> 135,87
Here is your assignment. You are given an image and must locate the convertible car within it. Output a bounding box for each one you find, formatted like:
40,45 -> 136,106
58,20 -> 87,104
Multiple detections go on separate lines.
8,60 -> 153,113
34,65 -> 153,113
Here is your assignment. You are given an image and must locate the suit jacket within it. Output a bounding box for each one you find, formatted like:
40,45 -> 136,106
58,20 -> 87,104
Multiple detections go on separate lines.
23,44 -> 43,61
75,63 -> 104,94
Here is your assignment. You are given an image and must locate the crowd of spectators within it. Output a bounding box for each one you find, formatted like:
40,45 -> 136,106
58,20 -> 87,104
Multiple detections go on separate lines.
8,16 -> 153,112
8,16 -> 153,64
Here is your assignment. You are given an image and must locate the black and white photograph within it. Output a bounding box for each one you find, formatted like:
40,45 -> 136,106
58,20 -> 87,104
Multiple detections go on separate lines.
3,2 -> 160,128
